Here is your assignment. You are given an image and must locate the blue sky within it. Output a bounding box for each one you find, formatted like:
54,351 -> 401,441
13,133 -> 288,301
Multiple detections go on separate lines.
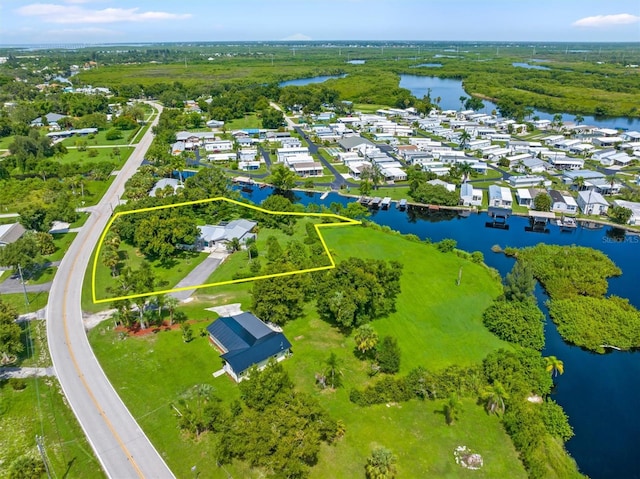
0,0 -> 639,44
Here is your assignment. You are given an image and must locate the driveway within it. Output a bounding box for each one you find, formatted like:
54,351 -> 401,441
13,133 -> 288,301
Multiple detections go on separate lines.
169,252 -> 227,301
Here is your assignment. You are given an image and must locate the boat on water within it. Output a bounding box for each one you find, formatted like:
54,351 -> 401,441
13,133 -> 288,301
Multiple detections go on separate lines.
398,199 -> 407,210
557,216 -> 578,231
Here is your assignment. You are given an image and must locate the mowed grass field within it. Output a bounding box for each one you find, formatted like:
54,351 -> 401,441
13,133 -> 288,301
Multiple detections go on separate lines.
88,225 -> 524,478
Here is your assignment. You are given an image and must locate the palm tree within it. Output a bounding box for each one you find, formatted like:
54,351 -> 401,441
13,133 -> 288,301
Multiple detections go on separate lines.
354,324 -> 379,355
365,447 -> 397,479
480,381 -> 509,416
226,237 -> 242,252
165,296 -> 180,325
325,352 -> 343,389
574,114 -> 584,125
459,95 -> 467,111
458,161 -> 474,183
605,174 -> 617,195
459,130 -> 471,150
444,394 -> 462,425
545,356 -> 565,377
573,176 -> 585,191
553,113 -> 564,131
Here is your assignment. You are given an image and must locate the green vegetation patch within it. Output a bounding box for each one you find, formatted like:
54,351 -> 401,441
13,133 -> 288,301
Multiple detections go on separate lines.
0,378 -> 104,479
511,244 -> 621,299
548,296 -> 640,353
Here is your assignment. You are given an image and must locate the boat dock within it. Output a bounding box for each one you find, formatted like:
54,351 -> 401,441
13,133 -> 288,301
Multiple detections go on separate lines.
320,191 -> 330,200
557,216 -> 578,231
370,197 -> 382,208
398,199 -> 407,210
381,197 -> 392,209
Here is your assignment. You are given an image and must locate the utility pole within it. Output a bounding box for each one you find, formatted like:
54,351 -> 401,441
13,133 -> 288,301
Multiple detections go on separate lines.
17,263 -> 29,308
35,435 -> 52,479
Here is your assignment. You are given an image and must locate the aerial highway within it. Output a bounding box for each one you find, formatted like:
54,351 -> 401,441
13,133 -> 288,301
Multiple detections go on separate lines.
47,102 -> 175,478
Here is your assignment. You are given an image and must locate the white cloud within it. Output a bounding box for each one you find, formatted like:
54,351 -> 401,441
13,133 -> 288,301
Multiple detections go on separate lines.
281,33 -> 312,41
15,3 -> 192,24
573,13 -> 640,28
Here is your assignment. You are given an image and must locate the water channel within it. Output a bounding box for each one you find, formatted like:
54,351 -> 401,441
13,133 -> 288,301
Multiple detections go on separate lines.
239,186 -> 640,479
399,74 -> 640,130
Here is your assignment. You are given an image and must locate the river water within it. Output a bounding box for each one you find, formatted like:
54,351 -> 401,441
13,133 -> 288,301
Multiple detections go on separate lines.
279,74 -> 347,87
240,186 -> 640,479
399,74 -> 640,130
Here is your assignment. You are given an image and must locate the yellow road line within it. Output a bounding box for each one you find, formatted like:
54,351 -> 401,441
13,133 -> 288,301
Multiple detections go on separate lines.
63,211 -> 146,478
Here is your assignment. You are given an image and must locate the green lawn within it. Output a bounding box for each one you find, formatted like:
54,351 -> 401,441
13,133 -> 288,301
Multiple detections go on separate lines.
0,378 -> 104,479
225,114 -> 261,130
16,319 -> 50,367
61,129 -> 133,147
88,225 -> 526,477
353,103 -> 392,113
0,292 -> 49,315
82,176 -> 116,206
57,146 -> 133,166
373,186 -> 412,201
0,135 -> 14,149
93,242 -> 210,302
69,213 -> 90,229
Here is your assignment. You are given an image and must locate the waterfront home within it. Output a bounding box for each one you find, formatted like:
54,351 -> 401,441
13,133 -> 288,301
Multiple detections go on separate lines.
489,185 -> 513,208
277,147 -> 309,163
460,183 -> 483,207
516,189 -> 533,208
621,131 -> 640,142
612,200 -> 640,225
427,179 -> 455,192
196,219 -> 257,251
577,190 -> 609,215
549,190 -> 578,214
149,178 -> 183,197
206,312 -> 291,382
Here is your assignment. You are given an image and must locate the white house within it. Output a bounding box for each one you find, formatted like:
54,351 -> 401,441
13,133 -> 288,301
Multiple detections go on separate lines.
577,190 -> 609,215
460,183 -> 482,207
612,200 -> 640,225
488,185 -> 513,208
549,190 -> 578,214
516,188 -> 533,208
509,175 -> 548,188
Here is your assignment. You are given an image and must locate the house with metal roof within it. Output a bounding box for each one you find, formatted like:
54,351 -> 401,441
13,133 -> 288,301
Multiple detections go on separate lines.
196,219 -> 256,251
0,223 -> 26,246
206,312 -> 291,382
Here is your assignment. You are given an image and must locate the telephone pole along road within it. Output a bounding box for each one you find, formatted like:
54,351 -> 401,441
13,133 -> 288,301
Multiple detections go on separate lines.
47,102 -> 175,479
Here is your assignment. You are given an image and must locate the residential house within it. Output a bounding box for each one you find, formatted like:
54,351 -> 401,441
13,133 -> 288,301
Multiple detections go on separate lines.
508,175 -> 548,188
0,223 -> 26,247
206,312 -> 291,382
612,200 -> 640,225
196,219 -> 257,250
516,189 -> 533,208
338,136 -> 375,152
460,183 -> 483,207
149,178 -> 183,197
549,190 -> 578,214
577,190 -> 609,215
427,179 -> 455,192
30,112 -> 66,128
488,185 -> 513,208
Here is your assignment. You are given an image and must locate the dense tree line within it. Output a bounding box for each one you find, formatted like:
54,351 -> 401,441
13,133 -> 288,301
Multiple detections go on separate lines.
316,257 -> 403,329
176,361 -> 339,478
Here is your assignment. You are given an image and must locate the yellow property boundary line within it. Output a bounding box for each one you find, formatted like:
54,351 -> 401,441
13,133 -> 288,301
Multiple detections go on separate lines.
92,196 -> 361,303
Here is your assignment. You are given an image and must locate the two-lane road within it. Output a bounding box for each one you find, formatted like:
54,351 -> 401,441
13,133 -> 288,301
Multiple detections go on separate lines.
47,102 -> 175,478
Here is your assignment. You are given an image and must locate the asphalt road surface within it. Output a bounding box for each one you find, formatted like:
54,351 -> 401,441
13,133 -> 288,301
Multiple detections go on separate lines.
47,102 -> 175,479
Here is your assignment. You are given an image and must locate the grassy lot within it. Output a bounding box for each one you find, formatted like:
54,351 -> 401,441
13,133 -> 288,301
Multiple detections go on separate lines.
27,265 -> 57,285
69,213 -> 89,229
60,129 -> 133,147
0,292 -> 49,315
82,176 -> 116,206
47,232 -> 77,260
16,319 -> 50,367
88,225 -> 525,477
0,378 -> 104,479
93,241 -> 210,302
0,135 -> 14,149
373,185 -> 412,201
225,114 -> 261,130
58,146 -> 133,166
353,103 -> 392,113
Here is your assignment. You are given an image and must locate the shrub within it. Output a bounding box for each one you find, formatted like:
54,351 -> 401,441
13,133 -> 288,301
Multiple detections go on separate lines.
8,378 -> 27,390
105,128 -> 122,140
435,238 -> 456,252
376,336 -> 401,374
483,299 -> 545,350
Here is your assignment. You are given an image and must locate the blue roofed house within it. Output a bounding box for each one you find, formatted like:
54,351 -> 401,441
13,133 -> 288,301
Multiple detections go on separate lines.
206,312 -> 292,382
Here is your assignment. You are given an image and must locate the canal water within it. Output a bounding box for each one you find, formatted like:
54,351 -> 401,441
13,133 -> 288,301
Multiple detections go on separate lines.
279,74 -> 347,87
240,186 -> 640,479
398,74 -> 640,130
